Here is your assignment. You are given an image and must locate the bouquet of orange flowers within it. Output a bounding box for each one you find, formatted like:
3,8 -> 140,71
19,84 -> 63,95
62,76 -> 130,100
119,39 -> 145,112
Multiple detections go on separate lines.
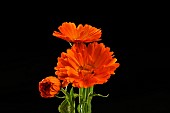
38,22 -> 120,113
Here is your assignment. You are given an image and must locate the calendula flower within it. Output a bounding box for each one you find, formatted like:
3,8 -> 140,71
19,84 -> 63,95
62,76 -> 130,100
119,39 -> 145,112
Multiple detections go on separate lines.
54,42 -> 120,88
39,76 -> 61,98
53,22 -> 102,43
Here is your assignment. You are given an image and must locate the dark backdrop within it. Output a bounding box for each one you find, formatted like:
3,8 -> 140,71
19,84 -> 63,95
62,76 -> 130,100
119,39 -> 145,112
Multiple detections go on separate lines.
0,5 -> 169,113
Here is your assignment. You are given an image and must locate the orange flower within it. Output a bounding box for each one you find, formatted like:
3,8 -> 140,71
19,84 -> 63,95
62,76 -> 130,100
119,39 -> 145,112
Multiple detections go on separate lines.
53,22 -> 102,43
39,76 -> 61,98
54,42 -> 120,88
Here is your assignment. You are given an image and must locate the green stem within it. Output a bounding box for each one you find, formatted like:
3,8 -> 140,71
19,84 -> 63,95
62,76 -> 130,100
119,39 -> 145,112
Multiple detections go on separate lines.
87,87 -> 93,113
78,87 -> 94,113
79,88 -> 84,113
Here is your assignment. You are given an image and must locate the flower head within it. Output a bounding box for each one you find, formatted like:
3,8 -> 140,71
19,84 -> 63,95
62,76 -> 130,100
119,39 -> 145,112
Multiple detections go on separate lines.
55,42 -> 120,88
39,76 -> 61,98
53,22 -> 102,43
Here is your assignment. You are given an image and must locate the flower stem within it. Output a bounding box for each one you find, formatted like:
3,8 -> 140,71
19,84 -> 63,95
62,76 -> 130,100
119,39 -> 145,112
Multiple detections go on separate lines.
78,87 -> 94,113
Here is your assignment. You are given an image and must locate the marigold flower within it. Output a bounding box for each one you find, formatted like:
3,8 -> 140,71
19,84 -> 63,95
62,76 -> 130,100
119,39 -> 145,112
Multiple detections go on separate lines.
54,42 -> 120,88
53,22 -> 102,43
39,76 -> 61,98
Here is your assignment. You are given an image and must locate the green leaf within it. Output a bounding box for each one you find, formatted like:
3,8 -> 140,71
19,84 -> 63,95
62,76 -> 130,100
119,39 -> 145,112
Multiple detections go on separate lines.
61,88 -> 70,100
70,87 -> 74,100
74,93 -> 79,98
90,93 -> 109,98
56,95 -> 66,99
58,99 -> 68,112
61,88 -> 70,96
77,104 -> 80,113
58,99 -> 75,113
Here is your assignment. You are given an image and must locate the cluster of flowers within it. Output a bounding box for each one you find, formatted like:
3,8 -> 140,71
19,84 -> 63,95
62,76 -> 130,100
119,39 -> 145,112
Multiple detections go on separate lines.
38,22 -> 120,113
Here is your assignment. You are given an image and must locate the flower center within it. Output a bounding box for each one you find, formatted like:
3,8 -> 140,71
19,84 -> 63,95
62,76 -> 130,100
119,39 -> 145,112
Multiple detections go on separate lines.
43,82 -> 52,91
77,64 -> 94,75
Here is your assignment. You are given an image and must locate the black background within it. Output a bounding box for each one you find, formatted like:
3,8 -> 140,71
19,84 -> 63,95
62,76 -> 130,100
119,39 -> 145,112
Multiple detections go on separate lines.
0,4 -> 169,113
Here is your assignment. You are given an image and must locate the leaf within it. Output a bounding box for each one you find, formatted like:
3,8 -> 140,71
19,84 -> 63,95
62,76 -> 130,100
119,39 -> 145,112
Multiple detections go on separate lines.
69,87 -> 74,101
77,104 -> 80,113
74,93 -> 79,98
90,93 -> 109,98
58,99 -> 68,112
56,95 -> 66,98
58,99 -> 75,113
